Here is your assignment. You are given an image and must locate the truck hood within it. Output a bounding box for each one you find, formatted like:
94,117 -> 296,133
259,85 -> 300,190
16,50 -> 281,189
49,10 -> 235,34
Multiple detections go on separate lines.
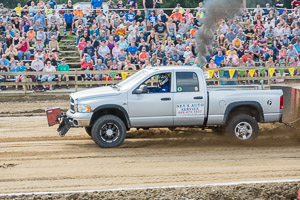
71,86 -> 121,100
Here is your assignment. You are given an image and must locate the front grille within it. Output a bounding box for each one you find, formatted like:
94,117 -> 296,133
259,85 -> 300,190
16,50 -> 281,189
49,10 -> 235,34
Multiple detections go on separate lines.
70,97 -> 75,113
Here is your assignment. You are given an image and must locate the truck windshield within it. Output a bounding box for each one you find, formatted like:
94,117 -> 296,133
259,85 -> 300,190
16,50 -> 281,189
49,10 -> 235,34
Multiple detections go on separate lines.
117,69 -> 151,90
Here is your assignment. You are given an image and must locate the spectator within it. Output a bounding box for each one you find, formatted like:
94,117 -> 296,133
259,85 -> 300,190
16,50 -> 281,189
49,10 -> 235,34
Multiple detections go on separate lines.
286,44 -> 298,60
17,37 -> 31,60
47,0 -> 57,9
98,40 -> 110,59
84,41 -> 96,62
154,19 -> 167,41
31,56 -> 44,72
170,9 -> 182,21
63,10 -> 74,35
57,58 -> 70,89
33,10 -> 46,28
41,60 -> 56,91
226,29 -> 236,43
78,38 -> 87,58
91,0 -> 103,16
127,42 -> 138,64
34,37 -> 44,53
143,0 -> 155,19
5,45 -> 18,60
249,41 -> 261,61
36,27 -> 46,43
103,53 -> 115,69
94,58 -> 107,80
0,62 -> 7,91
138,47 -> 149,68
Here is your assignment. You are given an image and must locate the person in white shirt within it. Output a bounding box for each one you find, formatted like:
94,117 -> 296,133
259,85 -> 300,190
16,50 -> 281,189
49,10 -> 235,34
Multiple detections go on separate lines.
41,60 -> 56,90
97,41 -> 110,58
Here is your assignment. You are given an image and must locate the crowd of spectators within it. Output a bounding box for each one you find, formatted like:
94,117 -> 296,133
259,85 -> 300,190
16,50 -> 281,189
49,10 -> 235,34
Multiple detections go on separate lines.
0,0 -> 300,92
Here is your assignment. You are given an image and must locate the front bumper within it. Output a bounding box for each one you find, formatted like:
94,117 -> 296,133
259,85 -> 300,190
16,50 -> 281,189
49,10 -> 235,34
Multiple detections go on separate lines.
65,109 -> 93,127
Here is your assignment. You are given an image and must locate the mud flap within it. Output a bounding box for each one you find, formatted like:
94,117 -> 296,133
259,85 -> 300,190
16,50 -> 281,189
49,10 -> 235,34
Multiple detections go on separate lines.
57,115 -> 71,137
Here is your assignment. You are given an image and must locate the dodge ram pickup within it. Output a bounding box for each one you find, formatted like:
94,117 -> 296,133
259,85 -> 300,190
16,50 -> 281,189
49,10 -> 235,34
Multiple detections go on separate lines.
52,66 -> 283,148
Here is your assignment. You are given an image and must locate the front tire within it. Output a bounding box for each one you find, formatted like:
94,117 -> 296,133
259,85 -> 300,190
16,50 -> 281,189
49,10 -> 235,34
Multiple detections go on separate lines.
226,114 -> 258,141
91,115 -> 126,148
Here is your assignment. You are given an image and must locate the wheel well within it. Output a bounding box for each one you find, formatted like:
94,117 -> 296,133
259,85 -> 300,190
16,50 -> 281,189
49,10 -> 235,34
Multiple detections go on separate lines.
90,108 -> 130,129
226,105 -> 262,123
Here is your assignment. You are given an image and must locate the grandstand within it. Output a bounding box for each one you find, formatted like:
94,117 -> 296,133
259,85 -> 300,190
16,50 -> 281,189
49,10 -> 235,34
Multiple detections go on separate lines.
0,0 -> 300,93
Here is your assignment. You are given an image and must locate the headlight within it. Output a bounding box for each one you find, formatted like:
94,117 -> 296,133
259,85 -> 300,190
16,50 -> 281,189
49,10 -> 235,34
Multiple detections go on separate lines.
77,104 -> 91,113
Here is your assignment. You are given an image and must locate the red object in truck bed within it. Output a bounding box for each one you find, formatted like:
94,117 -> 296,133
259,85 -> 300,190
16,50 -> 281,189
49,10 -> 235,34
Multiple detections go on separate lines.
45,107 -> 61,126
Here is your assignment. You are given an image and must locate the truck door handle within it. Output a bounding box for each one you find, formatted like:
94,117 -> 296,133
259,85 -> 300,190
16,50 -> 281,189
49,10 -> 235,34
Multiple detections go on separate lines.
161,98 -> 171,101
194,96 -> 203,100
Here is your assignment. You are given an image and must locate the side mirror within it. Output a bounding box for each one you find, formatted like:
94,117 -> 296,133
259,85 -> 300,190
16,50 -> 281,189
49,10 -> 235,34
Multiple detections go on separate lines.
134,85 -> 148,94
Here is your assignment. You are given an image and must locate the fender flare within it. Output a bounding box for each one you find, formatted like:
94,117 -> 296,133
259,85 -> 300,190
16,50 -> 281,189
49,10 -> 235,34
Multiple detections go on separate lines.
223,101 -> 264,124
91,104 -> 131,128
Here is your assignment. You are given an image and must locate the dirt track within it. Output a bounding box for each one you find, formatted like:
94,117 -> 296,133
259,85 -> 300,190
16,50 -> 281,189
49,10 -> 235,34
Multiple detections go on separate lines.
0,96 -> 300,199
1,116 -> 300,198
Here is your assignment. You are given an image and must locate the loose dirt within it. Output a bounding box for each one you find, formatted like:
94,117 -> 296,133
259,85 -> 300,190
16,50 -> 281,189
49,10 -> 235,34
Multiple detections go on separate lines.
0,117 -> 300,199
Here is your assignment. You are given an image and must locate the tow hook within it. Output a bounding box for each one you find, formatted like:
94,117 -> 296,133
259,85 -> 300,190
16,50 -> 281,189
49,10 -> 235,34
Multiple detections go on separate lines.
57,114 -> 72,137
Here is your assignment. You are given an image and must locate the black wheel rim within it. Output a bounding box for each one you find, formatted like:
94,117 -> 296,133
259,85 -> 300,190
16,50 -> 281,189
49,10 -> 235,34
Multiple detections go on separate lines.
100,123 -> 120,143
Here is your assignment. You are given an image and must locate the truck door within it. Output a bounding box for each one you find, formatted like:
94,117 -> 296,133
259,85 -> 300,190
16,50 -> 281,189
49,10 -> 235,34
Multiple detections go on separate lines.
127,72 -> 174,127
173,71 -> 205,126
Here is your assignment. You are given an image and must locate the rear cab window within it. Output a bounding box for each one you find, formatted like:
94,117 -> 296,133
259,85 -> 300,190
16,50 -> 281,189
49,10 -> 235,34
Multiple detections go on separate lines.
176,72 -> 199,92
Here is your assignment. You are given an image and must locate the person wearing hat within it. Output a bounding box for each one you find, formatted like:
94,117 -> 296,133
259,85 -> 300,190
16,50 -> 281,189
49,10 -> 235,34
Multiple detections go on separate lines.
241,50 -> 253,63
36,26 -> 46,43
14,3 -> 22,16
26,27 -> 36,44
170,8 -> 182,21
154,19 -> 167,41
63,9 -> 74,35
125,8 -> 135,23
0,3 -> 9,15
49,35 -> 59,53
57,58 -> 70,89
22,19 -> 31,34
116,24 -> 127,36
47,9 -> 60,30
172,3 -> 185,14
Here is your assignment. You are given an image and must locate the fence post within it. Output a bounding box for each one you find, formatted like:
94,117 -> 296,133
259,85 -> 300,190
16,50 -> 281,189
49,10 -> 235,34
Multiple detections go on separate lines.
24,72 -> 27,95
267,67 -> 271,88
75,69 -> 78,92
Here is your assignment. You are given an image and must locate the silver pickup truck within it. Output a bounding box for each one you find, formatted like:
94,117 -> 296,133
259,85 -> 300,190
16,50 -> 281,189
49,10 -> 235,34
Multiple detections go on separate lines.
55,66 -> 283,148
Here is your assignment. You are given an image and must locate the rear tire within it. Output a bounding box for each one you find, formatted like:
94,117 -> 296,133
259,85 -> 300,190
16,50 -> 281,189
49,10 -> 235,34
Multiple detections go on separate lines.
226,114 -> 258,141
85,127 -> 92,137
91,115 -> 126,148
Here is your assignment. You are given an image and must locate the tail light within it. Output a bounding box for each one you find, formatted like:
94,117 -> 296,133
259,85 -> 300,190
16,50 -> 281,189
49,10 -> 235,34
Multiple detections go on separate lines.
280,95 -> 283,110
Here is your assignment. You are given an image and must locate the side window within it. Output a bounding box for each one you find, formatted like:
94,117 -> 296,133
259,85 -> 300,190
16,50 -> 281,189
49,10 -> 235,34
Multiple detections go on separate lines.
176,72 -> 199,92
139,73 -> 171,93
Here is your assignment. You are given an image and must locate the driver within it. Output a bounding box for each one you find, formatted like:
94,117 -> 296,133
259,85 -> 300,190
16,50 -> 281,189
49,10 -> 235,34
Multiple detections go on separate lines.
149,74 -> 170,93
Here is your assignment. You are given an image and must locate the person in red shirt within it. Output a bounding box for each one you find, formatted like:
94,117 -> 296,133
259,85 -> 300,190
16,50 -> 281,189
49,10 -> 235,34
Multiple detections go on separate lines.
17,37 -> 31,60
170,9 -> 182,21
241,50 -> 253,63
291,0 -> 300,8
